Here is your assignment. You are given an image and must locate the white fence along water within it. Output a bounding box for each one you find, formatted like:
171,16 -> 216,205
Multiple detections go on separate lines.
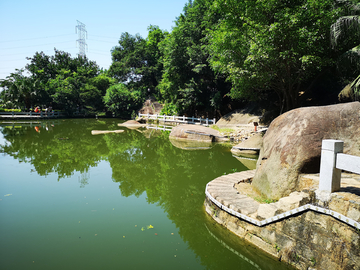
319,139 -> 360,193
0,111 -> 64,118
138,113 -> 216,126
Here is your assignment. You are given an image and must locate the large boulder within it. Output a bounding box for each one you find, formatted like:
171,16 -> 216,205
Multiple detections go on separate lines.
169,124 -> 227,142
231,133 -> 263,156
216,108 -> 261,128
252,102 -> 360,200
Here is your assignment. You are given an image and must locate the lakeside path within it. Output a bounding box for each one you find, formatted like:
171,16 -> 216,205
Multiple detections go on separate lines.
205,170 -> 360,228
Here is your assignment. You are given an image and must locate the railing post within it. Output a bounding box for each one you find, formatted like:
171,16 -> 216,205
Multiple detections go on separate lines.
206,118 -> 208,126
12,111 -> 14,118
319,139 -> 344,193
213,118 -> 216,125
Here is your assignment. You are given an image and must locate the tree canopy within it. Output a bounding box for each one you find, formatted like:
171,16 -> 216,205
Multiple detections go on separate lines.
1,0 -> 357,118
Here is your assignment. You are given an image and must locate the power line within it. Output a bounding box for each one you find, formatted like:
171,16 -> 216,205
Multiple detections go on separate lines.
0,40 -> 74,50
90,35 -> 118,40
0,47 -> 76,57
88,39 -> 117,44
0,34 -> 74,44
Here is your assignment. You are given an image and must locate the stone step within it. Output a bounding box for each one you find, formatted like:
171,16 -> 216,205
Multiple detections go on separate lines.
229,198 -> 260,215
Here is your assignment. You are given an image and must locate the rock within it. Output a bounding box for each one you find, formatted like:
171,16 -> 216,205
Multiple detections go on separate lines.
257,204 -> 278,220
252,102 -> 360,200
276,192 -> 310,212
118,120 -> 146,129
138,97 -> 163,115
231,133 -> 263,156
216,105 -> 262,127
169,124 -> 228,142
169,137 -> 213,150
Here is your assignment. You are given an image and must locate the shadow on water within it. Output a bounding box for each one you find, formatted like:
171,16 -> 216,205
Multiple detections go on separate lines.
0,119 -> 293,270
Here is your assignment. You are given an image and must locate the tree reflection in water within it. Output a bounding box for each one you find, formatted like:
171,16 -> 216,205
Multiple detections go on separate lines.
0,119 -> 292,270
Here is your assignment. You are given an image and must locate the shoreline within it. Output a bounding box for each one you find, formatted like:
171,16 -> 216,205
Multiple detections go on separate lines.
204,171 -> 360,269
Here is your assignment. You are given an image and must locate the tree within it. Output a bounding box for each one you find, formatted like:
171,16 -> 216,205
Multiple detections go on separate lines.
103,83 -> 142,118
0,69 -> 39,109
109,27 -> 168,98
208,0 -> 341,113
158,0 -> 230,116
331,0 -> 360,101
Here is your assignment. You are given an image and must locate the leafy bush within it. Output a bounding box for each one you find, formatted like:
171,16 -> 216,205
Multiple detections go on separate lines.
160,103 -> 178,115
0,108 -> 22,112
103,83 -> 143,118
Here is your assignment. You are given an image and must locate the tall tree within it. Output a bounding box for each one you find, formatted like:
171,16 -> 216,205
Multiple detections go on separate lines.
332,0 -> 360,101
208,0 -> 341,113
158,0 -> 230,116
109,26 -> 168,99
0,69 -> 39,109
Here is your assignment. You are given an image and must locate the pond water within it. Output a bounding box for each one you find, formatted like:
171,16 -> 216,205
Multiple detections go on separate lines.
0,119 -> 293,270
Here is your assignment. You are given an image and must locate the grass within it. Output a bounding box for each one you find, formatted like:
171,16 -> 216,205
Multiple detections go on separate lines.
210,125 -> 235,134
253,196 -> 277,204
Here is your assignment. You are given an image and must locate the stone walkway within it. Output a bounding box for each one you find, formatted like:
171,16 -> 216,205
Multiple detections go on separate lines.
205,170 -> 360,228
206,170 -> 259,217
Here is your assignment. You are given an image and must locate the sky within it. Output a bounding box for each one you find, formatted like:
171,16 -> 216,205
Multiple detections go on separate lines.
0,0 -> 188,81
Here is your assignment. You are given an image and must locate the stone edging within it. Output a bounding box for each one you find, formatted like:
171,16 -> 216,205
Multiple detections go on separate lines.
205,176 -> 360,229
204,224 -> 262,270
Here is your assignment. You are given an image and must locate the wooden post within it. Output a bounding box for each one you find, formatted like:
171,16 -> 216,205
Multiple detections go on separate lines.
319,140 -> 344,193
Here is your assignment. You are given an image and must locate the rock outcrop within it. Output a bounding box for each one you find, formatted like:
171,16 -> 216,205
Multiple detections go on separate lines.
231,133 -> 263,156
252,102 -> 360,200
118,120 -> 146,129
216,105 -> 262,127
138,97 -> 163,115
169,124 -> 228,142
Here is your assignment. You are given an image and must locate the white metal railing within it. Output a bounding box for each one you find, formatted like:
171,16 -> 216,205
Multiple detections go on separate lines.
0,111 -> 64,118
319,139 -> 360,193
138,113 -> 216,126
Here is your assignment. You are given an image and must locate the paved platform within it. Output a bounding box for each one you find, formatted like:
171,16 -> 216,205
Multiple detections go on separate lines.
205,170 -> 360,228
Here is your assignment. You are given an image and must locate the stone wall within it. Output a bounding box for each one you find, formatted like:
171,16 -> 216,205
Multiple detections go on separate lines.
204,191 -> 360,270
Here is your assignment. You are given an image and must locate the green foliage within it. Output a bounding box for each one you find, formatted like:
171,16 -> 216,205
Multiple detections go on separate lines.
209,0 -> 341,112
310,256 -> 316,266
331,0 -> 360,101
109,26 -> 168,99
0,108 -> 21,112
158,0 -> 230,116
160,102 -> 178,115
103,83 -> 143,118
210,125 -> 234,134
0,49 -> 109,114
253,196 -> 277,204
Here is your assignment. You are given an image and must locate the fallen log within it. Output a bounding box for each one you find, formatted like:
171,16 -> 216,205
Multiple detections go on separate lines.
91,130 -> 124,135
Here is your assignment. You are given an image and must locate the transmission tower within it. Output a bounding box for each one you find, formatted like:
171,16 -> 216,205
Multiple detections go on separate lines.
75,20 -> 88,57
